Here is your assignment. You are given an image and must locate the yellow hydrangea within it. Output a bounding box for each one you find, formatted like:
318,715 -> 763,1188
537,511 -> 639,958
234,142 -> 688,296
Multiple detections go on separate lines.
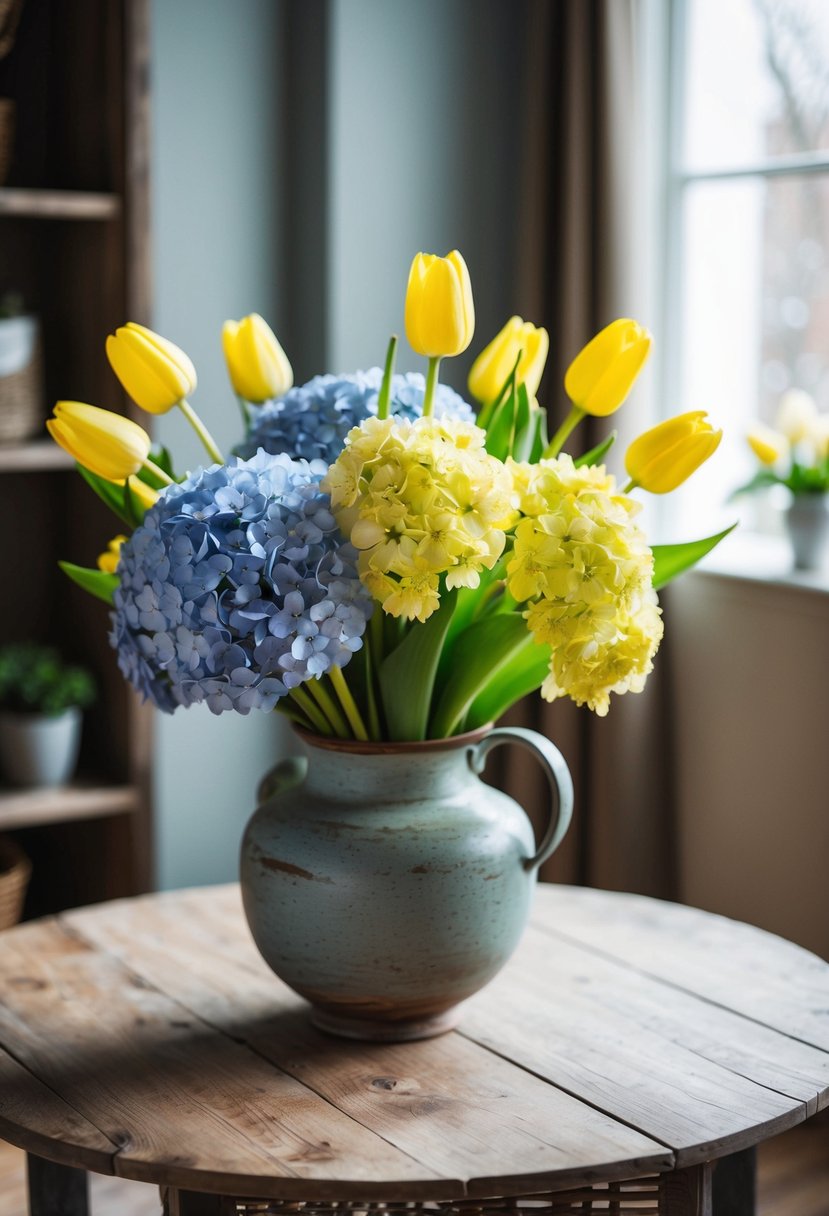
324,415 -> 513,621
508,454 -> 663,715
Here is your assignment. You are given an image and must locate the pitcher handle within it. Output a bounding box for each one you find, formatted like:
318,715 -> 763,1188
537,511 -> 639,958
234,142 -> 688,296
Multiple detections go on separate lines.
469,726 -> 573,872
257,755 -> 308,805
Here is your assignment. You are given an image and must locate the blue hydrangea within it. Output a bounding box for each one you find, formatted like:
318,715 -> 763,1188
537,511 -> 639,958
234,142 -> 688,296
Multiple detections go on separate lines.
235,368 -> 475,463
109,451 -> 373,715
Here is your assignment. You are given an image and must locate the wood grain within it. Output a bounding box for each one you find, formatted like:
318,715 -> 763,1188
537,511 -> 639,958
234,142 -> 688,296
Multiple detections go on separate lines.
529,886 -> 829,1051
0,784 -> 138,832
0,188 -> 120,219
3,884 -> 829,1202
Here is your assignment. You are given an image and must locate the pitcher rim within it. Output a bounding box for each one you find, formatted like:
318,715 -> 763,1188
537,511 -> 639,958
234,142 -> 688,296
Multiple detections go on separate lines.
293,724 -> 495,755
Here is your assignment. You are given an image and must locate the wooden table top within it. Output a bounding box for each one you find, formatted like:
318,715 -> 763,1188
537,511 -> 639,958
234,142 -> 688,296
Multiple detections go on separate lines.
0,884 -> 827,1202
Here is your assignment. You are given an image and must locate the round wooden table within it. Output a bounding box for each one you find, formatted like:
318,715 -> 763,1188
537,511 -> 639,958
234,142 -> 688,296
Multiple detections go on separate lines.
1,884 -> 827,1216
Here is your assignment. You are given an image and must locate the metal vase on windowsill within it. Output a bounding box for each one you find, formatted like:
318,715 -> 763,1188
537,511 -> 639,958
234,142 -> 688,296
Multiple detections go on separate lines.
784,493 -> 829,571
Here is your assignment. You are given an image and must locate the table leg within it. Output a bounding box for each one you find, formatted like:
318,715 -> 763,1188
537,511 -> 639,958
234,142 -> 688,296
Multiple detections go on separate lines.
26,1154 -> 89,1216
162,1189 -> 233,1215
712,1147 -> 757,1216
662,1163 -> 713,1215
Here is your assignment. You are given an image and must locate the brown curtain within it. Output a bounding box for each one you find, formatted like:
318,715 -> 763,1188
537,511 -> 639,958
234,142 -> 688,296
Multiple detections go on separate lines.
490,0 -> 677,898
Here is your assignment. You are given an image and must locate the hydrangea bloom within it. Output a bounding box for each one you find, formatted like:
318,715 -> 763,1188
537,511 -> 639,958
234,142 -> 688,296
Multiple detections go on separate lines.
235,368 -> 474,464
110,451 -> 373,714
324,415 -> 514,622
507,455 -> 663,716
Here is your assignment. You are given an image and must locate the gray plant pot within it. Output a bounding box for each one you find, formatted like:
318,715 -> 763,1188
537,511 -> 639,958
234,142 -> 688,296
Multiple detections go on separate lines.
0,707 -> 82,787
784,495 -> 829,571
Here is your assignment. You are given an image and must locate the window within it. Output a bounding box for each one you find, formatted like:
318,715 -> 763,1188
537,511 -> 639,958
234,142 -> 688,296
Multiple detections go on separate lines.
664,0 -> 829,536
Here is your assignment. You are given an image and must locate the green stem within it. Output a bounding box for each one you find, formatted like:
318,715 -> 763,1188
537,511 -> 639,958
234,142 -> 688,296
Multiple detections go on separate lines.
329,665 -> 369,741
236,394 -> 252,430
544,404 -> 586,458
178,398 -> 224,464
422,356 -> 441,418
377,335 -> 398,421
288,686 -> 330,735
623,478 -> 639,494
142,457 -> 175,485
306,677 -> 349,739
477,365 -> 515,431
275,697 -> 314,731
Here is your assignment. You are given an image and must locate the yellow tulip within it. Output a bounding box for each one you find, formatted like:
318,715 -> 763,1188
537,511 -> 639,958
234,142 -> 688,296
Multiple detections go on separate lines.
468,316 -> 549,405
222,313 -> 292,404
747,423 -> 787,466
405,250 -> 475,358
47,401 -> 151,481
625,411 -> 722,494
106,321 -> 197,415
97,535 -> 127,575
123,475 -> 160,511
564,318 -> 652,417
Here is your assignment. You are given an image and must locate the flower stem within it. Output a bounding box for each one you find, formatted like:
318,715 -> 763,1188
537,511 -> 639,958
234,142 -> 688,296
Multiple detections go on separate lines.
142,457 -> 175,485
329,664 -> 369,741
421,356 -> 441,418
623,478 -> 639,494
377,335 -> 398,421
544,405 -> 586,458
306,677 -> 349,739
288,686 -> 330,735
178,398 -> 224,464
236,394 -> 252,430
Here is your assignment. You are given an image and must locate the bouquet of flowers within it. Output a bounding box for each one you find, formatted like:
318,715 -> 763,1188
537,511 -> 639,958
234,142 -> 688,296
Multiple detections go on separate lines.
49,251 -> 728,742
736,389 -> 829,498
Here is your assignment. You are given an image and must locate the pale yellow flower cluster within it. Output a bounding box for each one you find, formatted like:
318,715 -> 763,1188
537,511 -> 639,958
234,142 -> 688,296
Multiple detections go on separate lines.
507,455 -> 663,716
324,415 -> 513,622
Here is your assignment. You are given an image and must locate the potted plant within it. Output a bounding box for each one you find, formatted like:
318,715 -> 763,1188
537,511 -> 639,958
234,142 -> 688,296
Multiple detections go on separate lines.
735,389 -> 829,570
0,644 -> 95,787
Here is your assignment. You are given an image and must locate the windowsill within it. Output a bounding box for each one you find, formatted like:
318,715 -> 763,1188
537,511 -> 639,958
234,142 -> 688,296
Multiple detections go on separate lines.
694,531 -> 829,595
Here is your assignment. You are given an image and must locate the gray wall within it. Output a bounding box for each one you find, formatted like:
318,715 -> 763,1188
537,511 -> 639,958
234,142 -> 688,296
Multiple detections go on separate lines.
151,0 -> 290,890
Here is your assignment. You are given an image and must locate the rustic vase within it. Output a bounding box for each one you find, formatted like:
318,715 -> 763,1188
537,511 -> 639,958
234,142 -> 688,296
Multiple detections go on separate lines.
784,494 -> 829,571
240,725 -> 573,1041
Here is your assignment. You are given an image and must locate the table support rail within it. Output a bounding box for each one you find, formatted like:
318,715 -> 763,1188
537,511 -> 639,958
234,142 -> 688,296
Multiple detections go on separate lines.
27,1153 -> 90,1216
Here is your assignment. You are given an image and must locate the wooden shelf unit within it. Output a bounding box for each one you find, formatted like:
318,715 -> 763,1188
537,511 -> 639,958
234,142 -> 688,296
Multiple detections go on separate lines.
0,0 -> 153,918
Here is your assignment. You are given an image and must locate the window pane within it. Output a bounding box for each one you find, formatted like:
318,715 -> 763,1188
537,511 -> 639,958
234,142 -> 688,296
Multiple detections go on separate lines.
669,171 -> 829,534
683,0 -> 829,172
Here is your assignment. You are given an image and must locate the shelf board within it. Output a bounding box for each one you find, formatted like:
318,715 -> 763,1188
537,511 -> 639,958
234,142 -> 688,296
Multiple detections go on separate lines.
0,188 -> 121,220
0,441 -> 73,472
0,783 -> 139,831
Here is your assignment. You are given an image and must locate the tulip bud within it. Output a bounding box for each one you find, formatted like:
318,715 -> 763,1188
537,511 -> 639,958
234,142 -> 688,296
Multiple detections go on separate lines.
625,411 -> 722,494
564,319 -> 652,417
97,535 -> 127,575
124,475 -> 160,511
222,313 -> 293,404
747,423 -> 787,466
775,388 -> 818,444
405,250 -> 474,358
106,322 -> 197,415
47,401 -> 152,481
468,316 -> 549,405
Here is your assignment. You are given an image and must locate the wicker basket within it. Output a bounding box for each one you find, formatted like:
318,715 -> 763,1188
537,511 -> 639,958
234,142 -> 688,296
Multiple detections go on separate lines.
0,835 -> 31,929
0,317 -> 43,444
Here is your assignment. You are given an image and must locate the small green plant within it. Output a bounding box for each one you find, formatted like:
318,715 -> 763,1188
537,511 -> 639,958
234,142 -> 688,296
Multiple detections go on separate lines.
0,644 -> 95,717
0,291 -> 25,320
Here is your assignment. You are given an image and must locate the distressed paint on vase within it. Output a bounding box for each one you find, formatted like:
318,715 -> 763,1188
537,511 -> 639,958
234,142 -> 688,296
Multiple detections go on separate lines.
240,725 -> 573,1041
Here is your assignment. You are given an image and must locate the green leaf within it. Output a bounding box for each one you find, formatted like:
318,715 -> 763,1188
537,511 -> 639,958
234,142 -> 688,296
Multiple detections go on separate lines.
77,464 -> 134,526
484,384 -> 517,461
430,612 -> 532,738
464,635 -> 551,731
58,561 -> 119,605
575,429 -> 617,468
378,588 -> 458,741
728,469 -> 781,500
511,383 -> 534,461
529,408 -> 548,463
652,524 -> 737,590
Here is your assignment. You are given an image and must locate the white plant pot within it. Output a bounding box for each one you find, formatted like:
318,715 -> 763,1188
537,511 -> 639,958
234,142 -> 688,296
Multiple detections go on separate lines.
0,708 -> 82,788
784,495 -> 829,572
0,315 -> 38,378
